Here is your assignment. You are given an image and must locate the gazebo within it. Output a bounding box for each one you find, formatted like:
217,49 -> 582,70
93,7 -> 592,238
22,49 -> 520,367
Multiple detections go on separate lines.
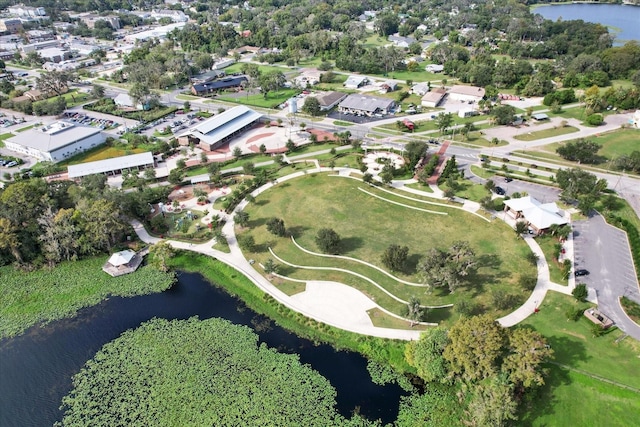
503,196 -> 568,235
102,249 -> 143,277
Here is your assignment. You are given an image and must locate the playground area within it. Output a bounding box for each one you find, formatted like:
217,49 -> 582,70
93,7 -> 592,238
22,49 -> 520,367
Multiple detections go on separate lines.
362,151 -> 406,176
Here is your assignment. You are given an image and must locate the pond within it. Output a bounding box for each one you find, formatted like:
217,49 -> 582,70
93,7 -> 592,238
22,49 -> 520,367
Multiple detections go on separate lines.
0,272 -> 406,426
534,3 -> 640,44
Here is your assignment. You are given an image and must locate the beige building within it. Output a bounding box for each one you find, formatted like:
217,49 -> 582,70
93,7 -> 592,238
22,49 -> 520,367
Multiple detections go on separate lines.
0,19 -> 23,33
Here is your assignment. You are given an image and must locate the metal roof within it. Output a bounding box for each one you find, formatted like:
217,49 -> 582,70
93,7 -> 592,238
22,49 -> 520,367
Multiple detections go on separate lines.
181,106 -> 262,146
6,121 -> 102,153
338,94 -> 395,112
192,76 -> 247,92
68,151 -> 154,178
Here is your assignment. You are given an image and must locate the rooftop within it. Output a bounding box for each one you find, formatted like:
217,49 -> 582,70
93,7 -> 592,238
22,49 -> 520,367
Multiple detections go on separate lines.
6,121 -> 101,153
180,105 -> 262,146
68,151 -> 154,178
449,85 -> 486,98
503,196 -> 568,230
338,94 -> 395,112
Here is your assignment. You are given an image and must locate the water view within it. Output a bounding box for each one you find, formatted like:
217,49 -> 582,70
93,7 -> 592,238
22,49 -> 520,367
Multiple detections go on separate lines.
535,3 -> 640,43
0,272 -> 406,426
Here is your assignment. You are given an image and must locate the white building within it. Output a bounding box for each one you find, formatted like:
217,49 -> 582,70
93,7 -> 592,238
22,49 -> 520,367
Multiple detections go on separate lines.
68,152 -> 155,179
4,121 -> 106,163
124,22 -> 186,43
503,196 -> 568,235
344,75 -> 368,89
150,10 -> 188,22
448,85 -> 485,103
7,5 -> 47,18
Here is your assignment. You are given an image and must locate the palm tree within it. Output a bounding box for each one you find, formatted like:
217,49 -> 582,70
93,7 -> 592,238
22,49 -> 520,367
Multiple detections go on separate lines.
406,296 -> 424,327
514,221 -> 529,238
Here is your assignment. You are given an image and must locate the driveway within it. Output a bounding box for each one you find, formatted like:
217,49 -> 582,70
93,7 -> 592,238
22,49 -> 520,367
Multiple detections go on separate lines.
572,213 -> 640,339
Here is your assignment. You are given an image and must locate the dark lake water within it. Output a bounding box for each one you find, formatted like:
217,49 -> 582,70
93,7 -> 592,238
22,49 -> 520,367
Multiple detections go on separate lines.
535,3 -> 640,44
0,272 -> 406,426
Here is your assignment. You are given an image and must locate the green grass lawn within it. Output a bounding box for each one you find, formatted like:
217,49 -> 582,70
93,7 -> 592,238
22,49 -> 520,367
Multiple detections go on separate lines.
217,89 -> 300,109
59,145 -> 148,166
514,125 -> 579,141
333,120 -> 355,127
0,132 -> 13,147
470,165 -> 496,179
535,236 -> 568,285
240,173 -> 535,324
0,257 -> 175,339
519,292 -> 640,426
15,124 -> 35,133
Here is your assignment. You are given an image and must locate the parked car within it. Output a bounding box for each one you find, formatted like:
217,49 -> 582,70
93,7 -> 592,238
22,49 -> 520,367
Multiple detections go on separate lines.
494,186 -> 506,196
5,161 -> 18,168
574,269 -> 590,277
505,177 -> 513,183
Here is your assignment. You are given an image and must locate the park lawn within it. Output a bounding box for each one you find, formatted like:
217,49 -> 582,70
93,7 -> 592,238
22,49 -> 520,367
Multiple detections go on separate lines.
513,125 -> 579,141
362,34 -> 390,48
520,292 -> 640,389
444,180 -> 490,202
535,236 -> 568,285
175,94 -> 201,100
367,308 -> 430,330
0,257 -> 175,339
240,173 -> 535,323
470,165 -> 495,179
0,132 -> 13,147
217,88 -> 300,109
404,182 -> 434,192
223,63 -> 290,75
449,133 -> 495,147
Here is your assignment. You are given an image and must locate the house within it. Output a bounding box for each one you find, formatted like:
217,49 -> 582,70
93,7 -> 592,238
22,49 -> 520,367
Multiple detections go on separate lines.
7,5 -> 47,19
425,64 -> 444,73
114,93 -> 149,110
388,34 -> 416,48
421,88 -> 446,108
212,58 -> 235,69
102,249 -> 144,277
343,75 -> 368,89
124,22 -> 186,43
37,47 -> 71,63
192,69 -> 226,84
80,14 -> 121,30
5,121 -> 106,163
448,85 -> 485,103
0,19 -> 23,33
412,83 -> 430,96
379,81 -> 398,94
177,106 -> 262,151
338,94 -> 395,117
314,91 -> 348,111
191,76 -> 248,96
503,196 -> 568,235
68,152 -> 155,179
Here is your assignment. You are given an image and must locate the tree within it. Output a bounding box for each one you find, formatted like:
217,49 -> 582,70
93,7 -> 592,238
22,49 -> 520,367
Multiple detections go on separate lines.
38,206 -> 80,266
286,140 -> 296,152
0,218 -> 22,263
36,70 -> 74,97
234,211 -> 249,227
436,113 -> 454,134
404,141 -> 428,170
406,296 -> 424,326
78,199 -> 126,253
259,70 -> 285,98
514,221 -> 528,238
242,162 -> 255,174
556,168 -> 607,203
263,258 -> 278,275
502,328 -> 553,389
443,314 -> 505,382
484,180 -> 496,192
405,327 -> 449,383
417,241 -> 477,293
572,283 -> 588,301
381,244 -> 409,272
467,377 -> 518,427
266,217 -> 286,237
259,144 -> 266,154
149,241 -> 175,272
556,139 -> 602,164
315,228 -> 341,254
237,234 -> 255,251
233,147 -> 242,158
362,173 -> 373,183
490,105 -> 516,125
167,168 -> 185,185
302,97 -> 321,116
374,12 -> 400,37
90,84 -> 105,99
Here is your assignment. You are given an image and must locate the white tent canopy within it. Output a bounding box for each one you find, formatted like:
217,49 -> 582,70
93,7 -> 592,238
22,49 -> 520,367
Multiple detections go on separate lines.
107,249 -> 136,266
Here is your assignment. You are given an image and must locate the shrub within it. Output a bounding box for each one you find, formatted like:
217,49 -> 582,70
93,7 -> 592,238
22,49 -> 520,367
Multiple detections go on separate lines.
565,307 -> 583,321
585,114 -> 603,126
519,274 -> 537,291
572,283 -> 588,301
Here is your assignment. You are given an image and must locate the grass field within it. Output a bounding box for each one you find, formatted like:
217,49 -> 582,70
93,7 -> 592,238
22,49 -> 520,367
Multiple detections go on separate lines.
15,124 -> 35,133
240,173 -> 535,323
0,257 -> 175,339
520,292 -> 640,426
0,132 -> 13,147
536,236 -> 568,284
59,145 -> 148,166
217,89 -> 300,109
514,125 -> 579,141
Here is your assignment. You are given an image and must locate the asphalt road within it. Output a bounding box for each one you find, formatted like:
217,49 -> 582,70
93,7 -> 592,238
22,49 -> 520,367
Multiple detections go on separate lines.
572,214 -> 640,340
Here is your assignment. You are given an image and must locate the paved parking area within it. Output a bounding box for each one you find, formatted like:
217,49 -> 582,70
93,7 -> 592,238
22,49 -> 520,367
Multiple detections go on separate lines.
572,214 -> 640,339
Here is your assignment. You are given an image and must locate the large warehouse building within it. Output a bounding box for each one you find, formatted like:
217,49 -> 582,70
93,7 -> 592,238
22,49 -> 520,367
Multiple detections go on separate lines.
68,152 -> 155,179
4,121 -> 106,163
337,94 -> 395,117
178,106 -> 262,151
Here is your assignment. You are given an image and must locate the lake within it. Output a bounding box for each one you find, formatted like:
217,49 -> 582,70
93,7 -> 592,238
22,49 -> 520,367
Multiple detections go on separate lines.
0,272 -> 407,426
534,3 -> 640,44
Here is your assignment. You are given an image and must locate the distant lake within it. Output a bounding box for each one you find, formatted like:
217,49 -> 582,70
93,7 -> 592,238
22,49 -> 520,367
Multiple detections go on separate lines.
534,3 -> 640,44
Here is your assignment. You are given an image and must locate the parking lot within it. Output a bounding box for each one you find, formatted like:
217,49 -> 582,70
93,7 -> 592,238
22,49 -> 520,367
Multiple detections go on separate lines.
572,214 -> 640,338
62,112 -> 120,130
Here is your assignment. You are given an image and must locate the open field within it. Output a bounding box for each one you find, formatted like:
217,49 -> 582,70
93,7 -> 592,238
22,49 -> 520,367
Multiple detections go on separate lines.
240,173 -> 536,324
520,292 -> 640,426
514,125 -> 579,141
217,89 -> 300,109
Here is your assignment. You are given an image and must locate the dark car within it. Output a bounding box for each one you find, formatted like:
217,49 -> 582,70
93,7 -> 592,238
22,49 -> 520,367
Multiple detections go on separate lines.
494,186 -> 506,196
505,177 -> 513,183
574,269 -> 590,277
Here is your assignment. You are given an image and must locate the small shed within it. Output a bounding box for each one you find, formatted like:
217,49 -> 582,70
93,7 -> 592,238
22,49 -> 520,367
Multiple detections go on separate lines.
584,308 -> 614,329
102,249 -> 143,277
532,113 -> 549,121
